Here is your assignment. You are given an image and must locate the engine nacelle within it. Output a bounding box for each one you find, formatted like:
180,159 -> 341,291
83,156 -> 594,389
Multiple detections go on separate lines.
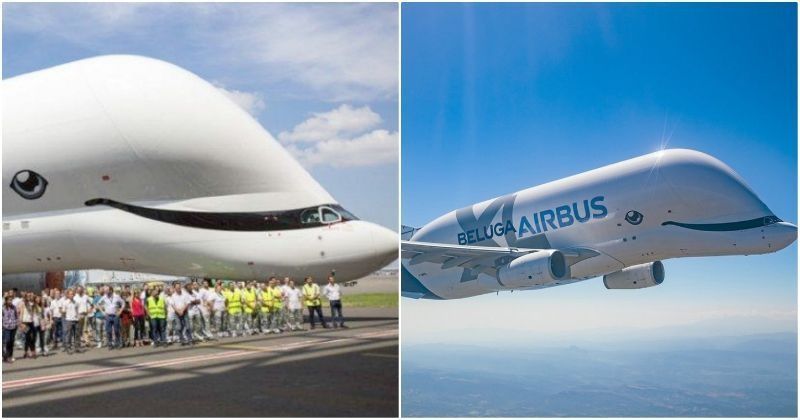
496,250 -> 569,289
603,261 -> 665,289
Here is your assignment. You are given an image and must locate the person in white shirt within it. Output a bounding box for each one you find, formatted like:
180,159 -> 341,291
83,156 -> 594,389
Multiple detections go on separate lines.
11,289 -> 23,311
165,288 -> 178,344
99,287 -> 124,350
90,288 -> 105,348
280,278 -> 292,330
62,289 -> 81,354
322,276 -> 346,328
170,284 -> 193,345
74,287 -> 90,349
187,284 -> 210,341
209,283 -> 227,338
197,281 -> 214,340
50,289 -> 65,350
40,302 -> 52,355
58,293 -> 69,349
284,280 -> 303,331
19,293 -> 36,358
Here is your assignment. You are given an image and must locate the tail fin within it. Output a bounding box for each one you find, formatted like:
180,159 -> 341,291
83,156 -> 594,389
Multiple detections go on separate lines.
401,225 -> 420,241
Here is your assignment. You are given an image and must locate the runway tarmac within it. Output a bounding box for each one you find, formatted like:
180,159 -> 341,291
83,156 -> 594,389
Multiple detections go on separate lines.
2,307 -> 398,417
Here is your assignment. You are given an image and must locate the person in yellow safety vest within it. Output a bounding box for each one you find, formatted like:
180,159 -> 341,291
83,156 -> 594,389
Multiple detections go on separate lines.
260,280 -> 274,334
242,282 -> 259,335
268,278 -> 284,334
226,283 -> 243,337
145,289 -> 167,347
303,277 -> 329,329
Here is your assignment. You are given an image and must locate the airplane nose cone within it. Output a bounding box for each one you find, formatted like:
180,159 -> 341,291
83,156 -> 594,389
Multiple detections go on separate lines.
768,221 -> 797,251
370,223 -> 398,264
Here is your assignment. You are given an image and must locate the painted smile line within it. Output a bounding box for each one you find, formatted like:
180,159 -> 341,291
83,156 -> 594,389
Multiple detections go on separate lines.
84,198 -> 355,231
662,216 -> 782,232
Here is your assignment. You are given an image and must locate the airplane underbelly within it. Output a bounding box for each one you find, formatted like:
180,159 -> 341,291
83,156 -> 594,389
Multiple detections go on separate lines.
2,229 -> 83,273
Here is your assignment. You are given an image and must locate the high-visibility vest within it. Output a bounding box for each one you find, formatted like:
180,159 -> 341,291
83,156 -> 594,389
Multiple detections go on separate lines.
303,284 -> 321,306
261,289 -> 273,313
243,289 -> 257,314
271,287 -> 283,310
227,289 -> 242,314
147,296 -> 166,319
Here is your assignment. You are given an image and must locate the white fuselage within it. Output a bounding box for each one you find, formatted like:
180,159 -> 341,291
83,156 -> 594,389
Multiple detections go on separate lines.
403,149 -> 796,299
3,55 -> 397,282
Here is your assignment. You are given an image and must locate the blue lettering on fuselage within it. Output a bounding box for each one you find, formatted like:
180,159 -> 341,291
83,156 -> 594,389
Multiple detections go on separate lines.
456,195 -> 608,244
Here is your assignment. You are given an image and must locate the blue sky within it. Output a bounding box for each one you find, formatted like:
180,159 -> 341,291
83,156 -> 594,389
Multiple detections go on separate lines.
402,2 -> 797,343
3,2 -> 398,231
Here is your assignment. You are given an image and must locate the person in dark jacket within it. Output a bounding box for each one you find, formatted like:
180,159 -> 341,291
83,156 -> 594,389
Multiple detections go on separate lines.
3,296 -> 19,363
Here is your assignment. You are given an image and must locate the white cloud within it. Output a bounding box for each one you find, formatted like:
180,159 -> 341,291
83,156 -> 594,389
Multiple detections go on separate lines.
279,105 -> 397,168
225,4 -> 398,102
4,3 -> 398,102
3,3 -> 154,43
213,83 -> 265,116
288,130 -> 398,168
278,105 -> 381,143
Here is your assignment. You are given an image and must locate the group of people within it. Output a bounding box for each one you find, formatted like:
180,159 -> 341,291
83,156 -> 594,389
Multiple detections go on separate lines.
2,275 -> 346,363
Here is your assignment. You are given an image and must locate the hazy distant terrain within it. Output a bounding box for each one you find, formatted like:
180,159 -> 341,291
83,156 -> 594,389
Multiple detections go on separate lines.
345,272 -> 397,294
402,332 -> 797,417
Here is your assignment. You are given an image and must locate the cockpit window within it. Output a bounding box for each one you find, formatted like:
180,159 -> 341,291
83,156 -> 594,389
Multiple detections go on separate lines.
320,207 -> 342,223
300,208 -> 321,224
764,215 -> 782,225
331,205 -> 358,221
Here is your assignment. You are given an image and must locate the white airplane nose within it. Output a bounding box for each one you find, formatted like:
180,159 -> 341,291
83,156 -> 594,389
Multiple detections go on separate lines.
369,223 -> 398,263
768,221 -> 797,251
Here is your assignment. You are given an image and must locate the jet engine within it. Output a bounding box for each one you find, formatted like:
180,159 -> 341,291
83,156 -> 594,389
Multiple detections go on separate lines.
496,250 -> 569,288
603,261 -> 665,289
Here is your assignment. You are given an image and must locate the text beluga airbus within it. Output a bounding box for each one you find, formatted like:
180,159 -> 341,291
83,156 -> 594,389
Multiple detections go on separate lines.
457,196 -> 608,245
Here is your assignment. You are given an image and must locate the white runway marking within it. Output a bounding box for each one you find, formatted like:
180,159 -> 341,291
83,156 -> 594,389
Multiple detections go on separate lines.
3,329 -> 398,390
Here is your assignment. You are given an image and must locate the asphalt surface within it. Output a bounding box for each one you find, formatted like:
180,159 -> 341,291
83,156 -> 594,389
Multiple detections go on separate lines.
2,307 -> 398,417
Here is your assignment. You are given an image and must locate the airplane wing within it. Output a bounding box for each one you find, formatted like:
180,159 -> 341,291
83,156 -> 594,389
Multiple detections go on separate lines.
401,240 -> 600,278
402,240 -> 543,277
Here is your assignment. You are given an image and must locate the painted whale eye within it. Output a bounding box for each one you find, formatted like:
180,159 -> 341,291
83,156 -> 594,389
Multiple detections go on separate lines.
10,169 -> 48,200
625,210 -> 644,225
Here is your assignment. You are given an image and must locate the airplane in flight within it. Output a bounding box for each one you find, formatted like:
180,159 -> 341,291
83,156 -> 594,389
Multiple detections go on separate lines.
402,149 -> 796,299
3,55 -> 397,283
